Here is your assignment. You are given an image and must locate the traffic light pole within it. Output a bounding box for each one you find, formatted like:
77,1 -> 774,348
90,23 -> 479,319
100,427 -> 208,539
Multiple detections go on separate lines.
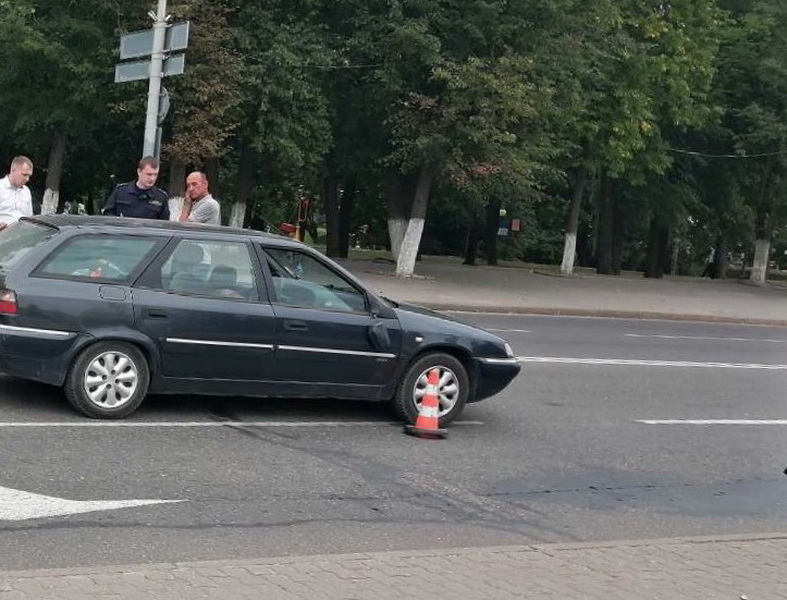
142,0 -> 167,158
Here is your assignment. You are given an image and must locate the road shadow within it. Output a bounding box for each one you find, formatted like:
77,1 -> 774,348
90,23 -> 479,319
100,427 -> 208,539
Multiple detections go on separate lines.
142,394 -> 396,423
0,375 -> 396,422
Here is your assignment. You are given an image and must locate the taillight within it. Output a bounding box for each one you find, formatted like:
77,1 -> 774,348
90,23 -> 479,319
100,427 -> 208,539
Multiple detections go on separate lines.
0,289 -> 17,315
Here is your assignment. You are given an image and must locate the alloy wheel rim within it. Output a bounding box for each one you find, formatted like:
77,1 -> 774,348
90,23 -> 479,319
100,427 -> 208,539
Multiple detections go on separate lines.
412,366 -> 459,418
83,351 -> 139,409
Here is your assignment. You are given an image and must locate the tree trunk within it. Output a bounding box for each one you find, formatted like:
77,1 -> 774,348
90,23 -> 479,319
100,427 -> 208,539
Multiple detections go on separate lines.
168,161 -> 186,198
596,174 -> 614,275
386,169 -> 412,261
396,167 -> 432,277
230,144 -> 254,228
463,225 -> 479,266
670,238 -> 680,275
323,175 -> 340,257
41,132 -> 66,215
560,168 -> 587,275
167,160 -> 186,221
611,196 -> 624,275
644,214 -> 669,279
203,157 -> 220,200
338,180 -> 355,258
750,238 -> 770,285
484,198 -> 501,266
711,237 -> 726,279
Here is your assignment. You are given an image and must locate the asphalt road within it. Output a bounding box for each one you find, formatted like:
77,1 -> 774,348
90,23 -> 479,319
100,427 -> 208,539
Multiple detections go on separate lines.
2,315 -> 787,571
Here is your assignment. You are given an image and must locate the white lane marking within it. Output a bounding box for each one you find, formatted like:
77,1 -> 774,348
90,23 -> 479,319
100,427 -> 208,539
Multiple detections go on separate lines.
487,328 -> 532,333
0,420 -> 484,428
638,419 -> 787,425
626,333 -> 787,343
0,485 -> 184,522
517,356 -> 787,369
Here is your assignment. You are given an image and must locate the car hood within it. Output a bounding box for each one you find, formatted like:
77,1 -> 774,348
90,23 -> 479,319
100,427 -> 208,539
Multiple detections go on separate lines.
394,302 -> 473,325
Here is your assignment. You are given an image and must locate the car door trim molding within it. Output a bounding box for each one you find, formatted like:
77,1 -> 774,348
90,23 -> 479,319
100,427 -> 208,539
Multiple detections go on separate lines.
164,338 -> 393,358
165,337 -> 274,350
0,324 -> 74,339
278,344 -> 396,359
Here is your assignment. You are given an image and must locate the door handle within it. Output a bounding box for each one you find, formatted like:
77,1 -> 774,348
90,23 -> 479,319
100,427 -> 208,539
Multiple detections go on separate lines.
282,320 -> 308,332
147,310 -> 168,319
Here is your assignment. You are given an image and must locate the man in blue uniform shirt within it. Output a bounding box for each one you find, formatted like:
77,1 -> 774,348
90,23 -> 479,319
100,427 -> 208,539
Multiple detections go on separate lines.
102,156 -> 169,220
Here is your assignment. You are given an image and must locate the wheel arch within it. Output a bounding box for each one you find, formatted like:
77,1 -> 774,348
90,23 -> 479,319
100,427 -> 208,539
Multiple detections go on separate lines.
69,328 -> 161,386
395,344 -> 477,399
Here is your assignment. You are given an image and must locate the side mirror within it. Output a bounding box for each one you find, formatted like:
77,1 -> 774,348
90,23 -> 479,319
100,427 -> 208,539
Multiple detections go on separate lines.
367,295 -> 396,319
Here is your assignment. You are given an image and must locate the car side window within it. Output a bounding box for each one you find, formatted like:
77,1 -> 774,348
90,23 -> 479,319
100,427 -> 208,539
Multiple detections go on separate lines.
264,247 -> 367,313
158,239 -> 258,301
35,235 -> 158,282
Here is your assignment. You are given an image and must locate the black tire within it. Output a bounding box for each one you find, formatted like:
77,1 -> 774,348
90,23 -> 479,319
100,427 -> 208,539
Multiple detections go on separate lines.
64,341 -> 149,419
392,352 -> 470,427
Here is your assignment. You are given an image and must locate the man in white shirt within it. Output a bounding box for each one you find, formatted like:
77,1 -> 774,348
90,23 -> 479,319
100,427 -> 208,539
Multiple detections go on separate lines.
179,171 -> 220,225
0,156 -> 34,230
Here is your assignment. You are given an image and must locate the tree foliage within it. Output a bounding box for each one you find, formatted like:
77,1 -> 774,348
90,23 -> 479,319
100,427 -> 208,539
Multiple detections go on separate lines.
1,0 -> 785,282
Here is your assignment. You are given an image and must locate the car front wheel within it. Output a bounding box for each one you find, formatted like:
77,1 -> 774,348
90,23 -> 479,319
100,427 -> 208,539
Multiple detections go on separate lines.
393,352 -> 470,427
64,341 -> 149,419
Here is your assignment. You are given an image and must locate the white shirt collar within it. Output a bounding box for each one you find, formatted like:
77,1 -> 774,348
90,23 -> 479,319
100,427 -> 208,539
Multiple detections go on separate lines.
0,176 -> 26,192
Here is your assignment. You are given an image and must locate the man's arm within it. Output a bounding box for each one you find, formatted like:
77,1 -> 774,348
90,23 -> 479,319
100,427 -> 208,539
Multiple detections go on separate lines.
179,197 -> 192,222
102,187 -> 119,215
188,199 -> 219,224
159,198 -> 170,221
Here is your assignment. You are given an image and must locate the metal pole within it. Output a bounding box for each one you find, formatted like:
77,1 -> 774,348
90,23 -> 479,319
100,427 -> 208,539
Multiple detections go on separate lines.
142,0 -> 167,158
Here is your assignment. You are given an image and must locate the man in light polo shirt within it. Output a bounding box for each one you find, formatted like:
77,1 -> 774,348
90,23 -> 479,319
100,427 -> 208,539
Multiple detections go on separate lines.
0,156 -> 34,230
179,171 -> 220,225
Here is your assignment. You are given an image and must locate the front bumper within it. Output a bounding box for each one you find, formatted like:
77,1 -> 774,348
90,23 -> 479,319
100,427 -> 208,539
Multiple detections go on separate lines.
472,357 -> 521,402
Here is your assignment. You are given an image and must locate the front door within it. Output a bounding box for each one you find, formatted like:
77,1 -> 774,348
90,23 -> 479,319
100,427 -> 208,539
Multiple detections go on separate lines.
258,246 -> 401,398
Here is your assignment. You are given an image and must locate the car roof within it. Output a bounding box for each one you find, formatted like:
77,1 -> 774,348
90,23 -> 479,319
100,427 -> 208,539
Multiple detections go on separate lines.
24,214 -> 306,249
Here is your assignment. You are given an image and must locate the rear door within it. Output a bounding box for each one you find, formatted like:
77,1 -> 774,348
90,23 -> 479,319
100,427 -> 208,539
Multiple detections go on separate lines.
257,244 -> 402,398
133,237 -> 277,387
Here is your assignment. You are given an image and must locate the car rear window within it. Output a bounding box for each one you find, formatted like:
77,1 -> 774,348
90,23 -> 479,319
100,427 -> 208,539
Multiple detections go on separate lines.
0,220 -> 57,269
36,234 -> 160,282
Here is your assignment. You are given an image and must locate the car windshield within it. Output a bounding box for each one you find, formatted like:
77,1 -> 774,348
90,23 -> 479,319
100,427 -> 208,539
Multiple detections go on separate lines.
0,220 -> 57,269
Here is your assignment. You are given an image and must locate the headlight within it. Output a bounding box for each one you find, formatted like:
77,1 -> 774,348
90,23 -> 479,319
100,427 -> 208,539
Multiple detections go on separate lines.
504,342 -> 514,358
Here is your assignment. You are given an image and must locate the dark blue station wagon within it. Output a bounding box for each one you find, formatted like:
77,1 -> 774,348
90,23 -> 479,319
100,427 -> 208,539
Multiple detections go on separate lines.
0,215 -> 520,421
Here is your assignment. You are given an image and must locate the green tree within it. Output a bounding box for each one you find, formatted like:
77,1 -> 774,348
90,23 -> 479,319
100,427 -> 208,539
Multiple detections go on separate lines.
226,0 -> 332,228
708,0 -> 787,284
0,0 -> 135,212
553,0 -> 720,275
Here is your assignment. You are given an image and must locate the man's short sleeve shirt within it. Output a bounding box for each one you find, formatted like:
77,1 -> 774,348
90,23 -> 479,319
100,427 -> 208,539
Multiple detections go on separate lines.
188,194 -> 221,225
103,182 -> 169,220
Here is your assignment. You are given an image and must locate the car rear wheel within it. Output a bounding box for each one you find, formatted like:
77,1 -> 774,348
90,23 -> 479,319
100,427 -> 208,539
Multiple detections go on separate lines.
64,341 -> 149,419
392,352 -> 469,427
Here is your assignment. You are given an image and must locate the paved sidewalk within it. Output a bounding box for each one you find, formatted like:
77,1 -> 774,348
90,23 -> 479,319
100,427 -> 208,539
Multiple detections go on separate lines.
1,533 -> 784,599
341,256 -> 787,326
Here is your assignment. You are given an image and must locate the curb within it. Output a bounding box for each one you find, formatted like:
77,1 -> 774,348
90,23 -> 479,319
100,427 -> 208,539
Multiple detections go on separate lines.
412,303 -> 787,327
2,532 -> 786,580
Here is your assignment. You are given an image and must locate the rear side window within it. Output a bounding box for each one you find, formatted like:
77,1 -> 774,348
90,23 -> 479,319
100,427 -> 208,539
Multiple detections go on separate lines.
150,239 -> 259,301
0,220 -> 56,268
35,235 -> 160,282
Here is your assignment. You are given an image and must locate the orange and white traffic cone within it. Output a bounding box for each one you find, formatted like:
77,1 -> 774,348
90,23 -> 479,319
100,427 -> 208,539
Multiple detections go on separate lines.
404,368 -> 447,439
